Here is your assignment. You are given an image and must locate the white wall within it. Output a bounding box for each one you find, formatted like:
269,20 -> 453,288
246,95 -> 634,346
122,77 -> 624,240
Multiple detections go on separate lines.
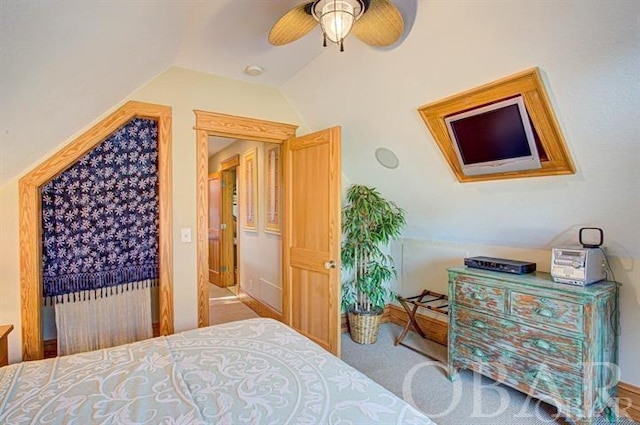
209,140 -> 282,312
0,66 -> 307,364
282,1 -> 640,385
0,1 -> 192,185
283,1 -> 639,259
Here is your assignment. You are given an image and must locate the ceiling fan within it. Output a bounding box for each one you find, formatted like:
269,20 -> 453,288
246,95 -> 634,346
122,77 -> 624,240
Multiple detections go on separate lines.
269,0 -> 404,51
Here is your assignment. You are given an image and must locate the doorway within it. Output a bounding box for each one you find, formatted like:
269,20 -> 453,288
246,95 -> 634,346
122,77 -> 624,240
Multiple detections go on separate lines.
194,110 -> 342,356
208,154 -> 239,292
208,159 -> 255,327
207,137 -> 283,325
195,113 -> 298,328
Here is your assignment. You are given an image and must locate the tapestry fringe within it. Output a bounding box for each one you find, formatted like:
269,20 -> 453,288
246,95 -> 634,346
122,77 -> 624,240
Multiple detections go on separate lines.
43,265 -> 158,299
44,278 -> 158,306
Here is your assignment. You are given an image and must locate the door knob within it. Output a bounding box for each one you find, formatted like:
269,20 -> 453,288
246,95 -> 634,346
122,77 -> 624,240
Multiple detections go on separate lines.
324,260 -> 336,270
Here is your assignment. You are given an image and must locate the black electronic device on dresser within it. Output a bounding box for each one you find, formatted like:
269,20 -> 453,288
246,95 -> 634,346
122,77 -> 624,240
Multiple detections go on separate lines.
464,256 -> 536,274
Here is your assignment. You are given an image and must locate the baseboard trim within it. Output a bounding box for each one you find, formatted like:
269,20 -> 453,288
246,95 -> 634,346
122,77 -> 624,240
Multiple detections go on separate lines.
618,382 -> 640,422
341,304 -> 447,347
385,303 -> 448,346
238,291 -> 283,322
43,338 -> 57,359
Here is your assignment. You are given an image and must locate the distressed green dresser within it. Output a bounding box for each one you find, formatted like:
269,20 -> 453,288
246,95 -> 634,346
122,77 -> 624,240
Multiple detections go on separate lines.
447,267 -> 619,424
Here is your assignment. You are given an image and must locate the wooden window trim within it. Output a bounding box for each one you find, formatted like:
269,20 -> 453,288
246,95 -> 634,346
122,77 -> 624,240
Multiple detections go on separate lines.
418,68 -> 575,182
19,101 -> 174,361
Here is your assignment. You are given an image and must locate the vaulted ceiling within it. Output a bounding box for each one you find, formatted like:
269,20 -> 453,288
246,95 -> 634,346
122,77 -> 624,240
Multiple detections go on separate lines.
1,0 -> 638,258
0,0 -> 418,185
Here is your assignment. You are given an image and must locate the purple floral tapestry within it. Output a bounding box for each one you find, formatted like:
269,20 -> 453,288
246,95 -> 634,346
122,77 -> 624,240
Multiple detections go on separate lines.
41,118 -> 159,303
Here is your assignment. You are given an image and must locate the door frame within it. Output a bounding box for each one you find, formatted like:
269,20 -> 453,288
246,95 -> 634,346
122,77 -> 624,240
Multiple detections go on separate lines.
194,110 -> 298,327
19,101 -> 174,361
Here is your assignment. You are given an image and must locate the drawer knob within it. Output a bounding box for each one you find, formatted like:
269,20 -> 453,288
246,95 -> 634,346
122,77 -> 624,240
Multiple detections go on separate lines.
472,348 -> 486,359
531,338 -> 553,351
525,368 -> 551,384
534,307 -> 554,318
471,292 -> 486,301
471,320 -> 486,329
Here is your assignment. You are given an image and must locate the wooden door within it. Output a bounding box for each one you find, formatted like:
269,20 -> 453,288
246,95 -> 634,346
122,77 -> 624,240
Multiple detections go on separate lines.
208,173 -> 221,286
283,127 -> 341,356
220,168 -> 236,287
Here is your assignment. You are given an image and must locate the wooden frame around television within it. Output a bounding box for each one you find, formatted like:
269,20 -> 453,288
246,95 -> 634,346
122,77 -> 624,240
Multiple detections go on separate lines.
418,68 -> 575,183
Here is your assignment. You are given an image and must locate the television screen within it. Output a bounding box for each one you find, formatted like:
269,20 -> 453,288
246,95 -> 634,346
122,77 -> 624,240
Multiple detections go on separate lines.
445,96 -> 541,176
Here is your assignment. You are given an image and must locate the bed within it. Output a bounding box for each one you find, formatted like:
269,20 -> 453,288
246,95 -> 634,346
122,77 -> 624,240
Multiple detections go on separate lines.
0,318 -> 434,424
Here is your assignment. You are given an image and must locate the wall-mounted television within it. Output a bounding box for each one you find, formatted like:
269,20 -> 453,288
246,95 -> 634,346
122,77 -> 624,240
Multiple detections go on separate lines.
444,96 -> 541,176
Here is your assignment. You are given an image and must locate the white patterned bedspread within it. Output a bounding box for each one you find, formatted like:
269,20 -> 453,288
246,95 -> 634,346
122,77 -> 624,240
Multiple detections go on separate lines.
0,318 -> 433,424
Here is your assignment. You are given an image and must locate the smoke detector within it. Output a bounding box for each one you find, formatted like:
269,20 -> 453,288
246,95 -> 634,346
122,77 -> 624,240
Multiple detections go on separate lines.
244,65 -> 263,76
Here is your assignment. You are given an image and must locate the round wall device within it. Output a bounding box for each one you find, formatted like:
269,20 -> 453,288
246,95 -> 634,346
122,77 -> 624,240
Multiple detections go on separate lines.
375,147 -> 399,169
244,65 -> 263,76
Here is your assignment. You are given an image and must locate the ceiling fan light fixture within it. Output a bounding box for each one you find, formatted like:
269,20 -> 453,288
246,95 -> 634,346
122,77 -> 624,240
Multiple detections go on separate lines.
312,0 -> 365,48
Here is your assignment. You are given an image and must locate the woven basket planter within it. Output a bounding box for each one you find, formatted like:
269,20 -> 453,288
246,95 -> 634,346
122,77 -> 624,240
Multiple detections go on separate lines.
348,308 -> 383,344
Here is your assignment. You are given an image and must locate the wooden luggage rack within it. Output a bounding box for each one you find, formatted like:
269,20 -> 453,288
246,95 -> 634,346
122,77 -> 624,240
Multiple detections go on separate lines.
394,289 -> 449,354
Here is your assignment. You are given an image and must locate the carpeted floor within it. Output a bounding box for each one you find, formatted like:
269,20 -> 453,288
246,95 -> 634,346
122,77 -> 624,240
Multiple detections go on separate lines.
341,323 -> 636,425
208,284 -> 258,325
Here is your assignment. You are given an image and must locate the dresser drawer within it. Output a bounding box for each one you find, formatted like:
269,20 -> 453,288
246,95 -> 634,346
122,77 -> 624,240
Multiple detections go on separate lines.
452,336 -> 583,408
453,279 -> 506,313
454,308 -> 583,371
510,292 -> 584,333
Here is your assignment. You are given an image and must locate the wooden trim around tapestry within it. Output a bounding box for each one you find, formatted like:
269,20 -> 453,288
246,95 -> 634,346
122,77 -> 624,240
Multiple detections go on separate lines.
193,110 -> 297,328
619,382 -> 640,422
19,101 -> 174,361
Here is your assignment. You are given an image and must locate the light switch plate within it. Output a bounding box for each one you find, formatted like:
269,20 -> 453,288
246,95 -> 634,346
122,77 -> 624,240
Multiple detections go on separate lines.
180,227 -> 192,243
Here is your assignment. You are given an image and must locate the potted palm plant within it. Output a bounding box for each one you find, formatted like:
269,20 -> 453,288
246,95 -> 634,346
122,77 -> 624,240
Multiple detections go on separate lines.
341,184 -> 406,344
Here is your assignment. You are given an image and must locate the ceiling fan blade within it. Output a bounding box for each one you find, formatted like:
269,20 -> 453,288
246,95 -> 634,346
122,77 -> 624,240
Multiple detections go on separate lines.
268,3 -> 318,46
352,0 -> 404,47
